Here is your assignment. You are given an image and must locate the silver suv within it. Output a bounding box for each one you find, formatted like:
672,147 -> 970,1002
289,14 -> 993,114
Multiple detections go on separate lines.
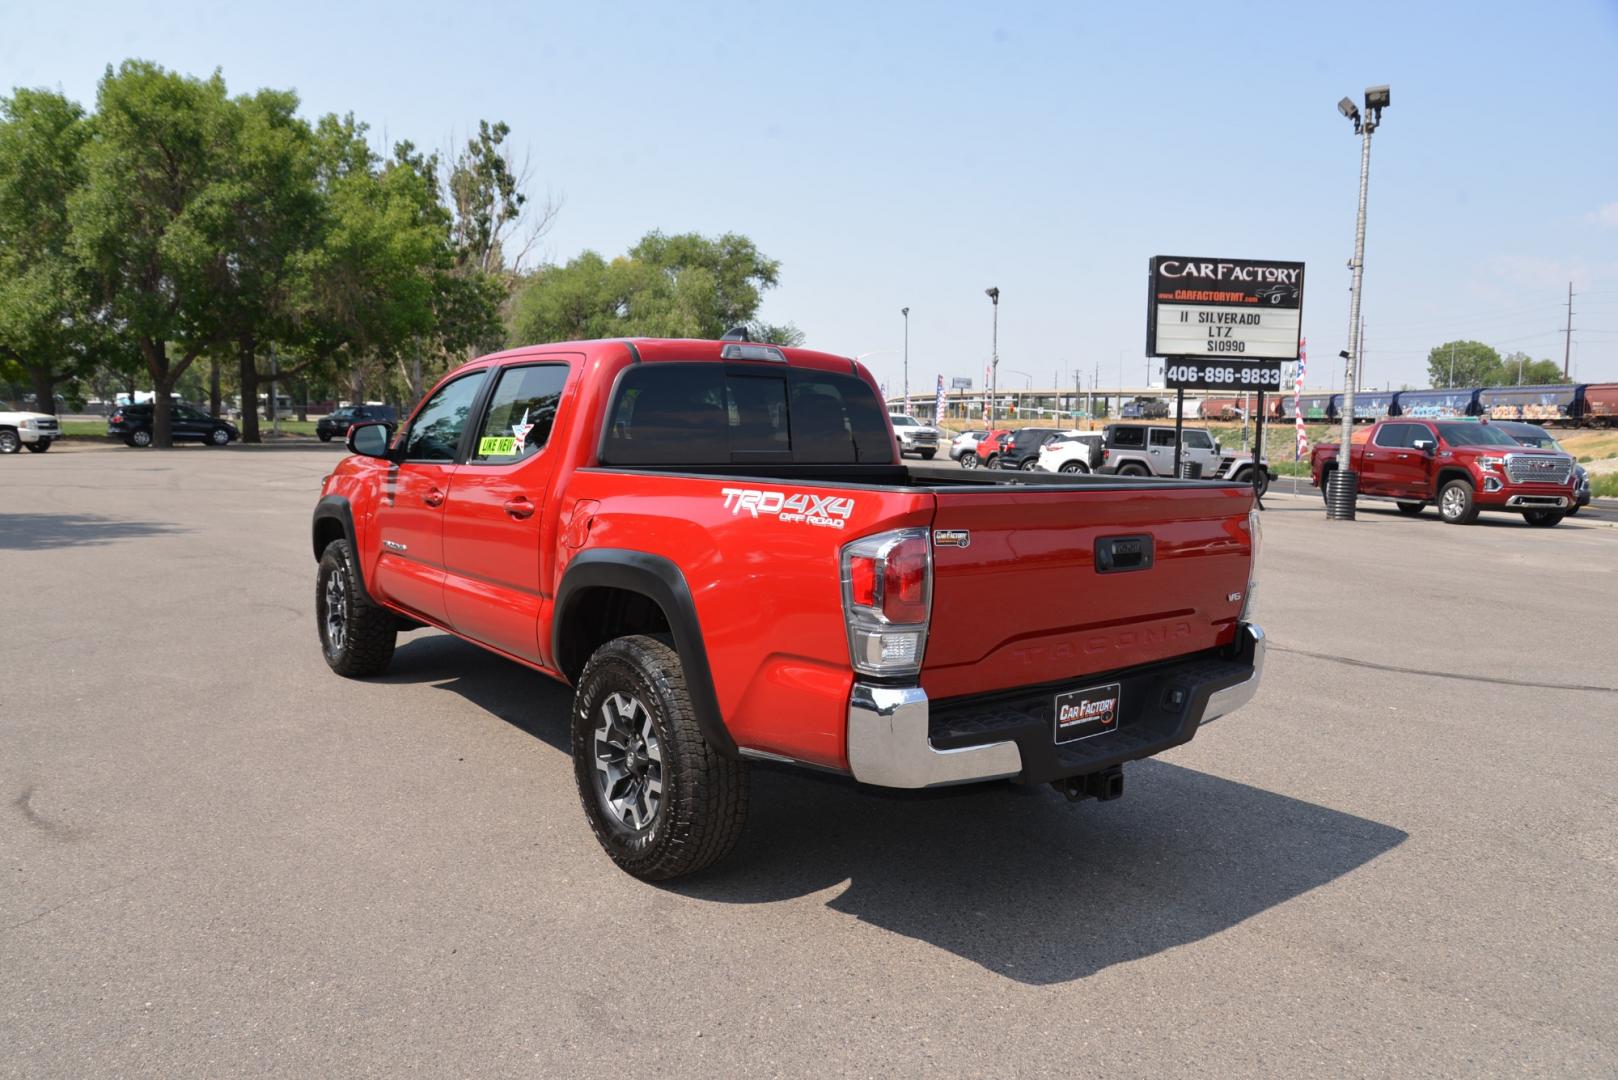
1099,424 -> 1222,478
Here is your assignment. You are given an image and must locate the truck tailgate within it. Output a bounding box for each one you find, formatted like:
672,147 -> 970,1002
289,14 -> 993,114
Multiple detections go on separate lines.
923,484 -> 1254,700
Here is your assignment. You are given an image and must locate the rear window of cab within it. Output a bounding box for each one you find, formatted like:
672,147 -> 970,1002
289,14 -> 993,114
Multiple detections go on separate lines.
601,363 -> 894,466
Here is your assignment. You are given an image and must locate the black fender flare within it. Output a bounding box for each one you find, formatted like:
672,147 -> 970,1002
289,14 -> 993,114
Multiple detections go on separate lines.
554,549 -> 736,758
311,495 -> 372,597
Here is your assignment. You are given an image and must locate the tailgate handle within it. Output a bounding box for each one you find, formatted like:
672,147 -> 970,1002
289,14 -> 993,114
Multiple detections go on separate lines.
1095,534 -> 1154,574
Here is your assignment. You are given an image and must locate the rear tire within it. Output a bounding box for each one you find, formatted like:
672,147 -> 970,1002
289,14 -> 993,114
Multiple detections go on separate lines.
129,429 -> 152,448
1523,509 -> 1565,527
318,432 -> 333,443
1059,461 -> 1088,474
1019,458 -> 1039,471
1439,479 -> 1479,525
1396,501 -> 1425,516
572,635 -> 749,881
960,452 -> 978,470
1118,463 -> 1150,477
316,539 -> 397,677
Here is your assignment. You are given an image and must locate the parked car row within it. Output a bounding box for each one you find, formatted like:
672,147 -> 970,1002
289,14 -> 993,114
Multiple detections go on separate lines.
1203,382 -> 1618,427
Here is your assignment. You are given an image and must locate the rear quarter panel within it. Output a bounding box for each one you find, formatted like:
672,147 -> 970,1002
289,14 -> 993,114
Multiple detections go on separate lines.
557,470 -> 933,770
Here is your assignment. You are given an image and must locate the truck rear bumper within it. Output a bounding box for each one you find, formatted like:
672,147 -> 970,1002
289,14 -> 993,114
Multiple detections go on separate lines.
847,624 -> 1265,789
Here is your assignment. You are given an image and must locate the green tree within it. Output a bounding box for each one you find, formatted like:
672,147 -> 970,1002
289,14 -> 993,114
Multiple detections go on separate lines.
0,88 -> 106,413
507,230 -> 797,346
68,61 -> 242,446
1499,352 -> 1567,386
1426,340 -> 1502,388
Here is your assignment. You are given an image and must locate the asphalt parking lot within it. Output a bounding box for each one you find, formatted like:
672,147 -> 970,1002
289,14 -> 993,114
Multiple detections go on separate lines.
4,443 -> 1617,1077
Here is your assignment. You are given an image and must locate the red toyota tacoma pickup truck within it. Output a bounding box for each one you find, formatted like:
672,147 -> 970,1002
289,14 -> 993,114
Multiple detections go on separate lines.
1310,418 -> 1579,526
312,337 -> 1264,879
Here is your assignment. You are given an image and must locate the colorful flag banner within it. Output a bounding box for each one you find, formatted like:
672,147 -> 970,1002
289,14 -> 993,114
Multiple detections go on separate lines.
1294,338 -> 1309,460
934,374 -> 946,423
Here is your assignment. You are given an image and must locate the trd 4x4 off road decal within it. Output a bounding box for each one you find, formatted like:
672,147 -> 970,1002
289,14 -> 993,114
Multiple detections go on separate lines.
720,488 -> 856,529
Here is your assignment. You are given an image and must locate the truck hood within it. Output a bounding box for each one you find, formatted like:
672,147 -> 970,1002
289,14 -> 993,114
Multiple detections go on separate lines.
0,410 -> 56,423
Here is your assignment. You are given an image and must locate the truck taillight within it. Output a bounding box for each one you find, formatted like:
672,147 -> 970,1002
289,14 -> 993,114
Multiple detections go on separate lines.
1240,507 -> 1261,622
841,528 -> 932,677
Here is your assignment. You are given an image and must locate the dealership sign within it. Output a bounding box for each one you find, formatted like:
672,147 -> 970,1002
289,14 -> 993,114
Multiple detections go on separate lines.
1147,256 -> 1304,390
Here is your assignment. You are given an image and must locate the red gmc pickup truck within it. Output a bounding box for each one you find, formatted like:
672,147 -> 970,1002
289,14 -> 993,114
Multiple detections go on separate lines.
1310,418 -> 1578,526
311,337 -> 1265,879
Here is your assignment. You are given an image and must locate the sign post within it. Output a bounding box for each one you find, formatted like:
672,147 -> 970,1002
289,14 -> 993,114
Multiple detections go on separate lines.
1148,256 -> 1304,494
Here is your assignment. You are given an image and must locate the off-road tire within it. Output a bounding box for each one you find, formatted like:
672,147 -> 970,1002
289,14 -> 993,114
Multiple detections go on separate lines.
1396,501 -> 1425,516
25,438 -> 51,453
316,539 -> 396,677
572,635 -> 749,881
1439,479 -> 1479,525
1118,462 -> 1150,478
0,429 -> 19,454
1523,509 -> 1565,528
1235,467 -> 1270,496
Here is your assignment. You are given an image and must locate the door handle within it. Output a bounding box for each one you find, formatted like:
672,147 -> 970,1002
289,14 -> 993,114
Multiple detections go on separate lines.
423,488 -> 445,508
503,497 -> 535,520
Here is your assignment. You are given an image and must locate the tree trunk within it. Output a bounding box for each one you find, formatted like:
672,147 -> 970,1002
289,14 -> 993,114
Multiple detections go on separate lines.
209,358 -> 222,419
28,367 -> 58,416
237,339 -> 261,443
349,364 -> 364,408
141,338 -> 175,448
297,379 -> 308,423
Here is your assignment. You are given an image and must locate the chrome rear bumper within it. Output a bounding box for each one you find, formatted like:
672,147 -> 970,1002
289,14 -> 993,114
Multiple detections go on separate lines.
847,624 -> 1266,789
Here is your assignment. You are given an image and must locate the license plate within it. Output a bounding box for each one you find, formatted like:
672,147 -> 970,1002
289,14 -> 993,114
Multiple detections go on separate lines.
1054,682 -> 1121,744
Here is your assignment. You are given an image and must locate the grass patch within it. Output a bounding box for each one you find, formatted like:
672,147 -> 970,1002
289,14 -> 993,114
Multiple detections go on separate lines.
57,420 -> 112,437
1591,474 -> 1618,500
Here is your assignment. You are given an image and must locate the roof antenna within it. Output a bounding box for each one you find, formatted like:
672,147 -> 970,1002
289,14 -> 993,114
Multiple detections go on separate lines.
721,325 -> 751,342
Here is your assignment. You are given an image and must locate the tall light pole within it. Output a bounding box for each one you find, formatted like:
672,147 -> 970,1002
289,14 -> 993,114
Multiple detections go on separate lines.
900,307 -> 910,415
1330,84 -> 1389,518
985,287 -> 1000,425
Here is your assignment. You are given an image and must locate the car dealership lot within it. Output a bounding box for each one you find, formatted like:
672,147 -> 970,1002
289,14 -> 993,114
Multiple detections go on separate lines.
4,445 -> 1616,1077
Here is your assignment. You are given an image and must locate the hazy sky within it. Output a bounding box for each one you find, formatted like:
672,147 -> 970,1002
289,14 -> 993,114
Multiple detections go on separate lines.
7,0 -> 1617,393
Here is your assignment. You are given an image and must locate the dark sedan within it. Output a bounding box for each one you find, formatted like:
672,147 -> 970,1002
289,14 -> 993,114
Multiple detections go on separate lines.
108,403 -> 239,447
316,404 -> 398,442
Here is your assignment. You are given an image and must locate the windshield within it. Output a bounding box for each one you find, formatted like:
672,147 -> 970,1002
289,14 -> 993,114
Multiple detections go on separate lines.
1436,423 -> 1525,448
1504,428 -> 1558,449
890,416 -> 917,427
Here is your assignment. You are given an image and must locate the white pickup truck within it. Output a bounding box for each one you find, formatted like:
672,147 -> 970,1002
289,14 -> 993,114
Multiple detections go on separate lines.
0,404 -> 60,454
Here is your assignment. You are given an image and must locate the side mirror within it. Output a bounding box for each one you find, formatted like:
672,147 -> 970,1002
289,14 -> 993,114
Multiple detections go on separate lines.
347,421 -> 395,459
1412,438 -> 1435,453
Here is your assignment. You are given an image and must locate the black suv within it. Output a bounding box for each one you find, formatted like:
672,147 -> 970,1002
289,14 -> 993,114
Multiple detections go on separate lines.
316,404 -> 398,442
994,427 -> 1064,470
108,403 -> 239,447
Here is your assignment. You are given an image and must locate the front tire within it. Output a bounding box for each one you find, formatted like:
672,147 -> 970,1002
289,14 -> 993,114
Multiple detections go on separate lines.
316,539 -> 397,677
1439,479 -> 1479,525
572,635 -> 749,881
209,428 -> 231,446
983,454 -> 1000,469
919,450 -> 935,460
0,429 -> 19,454
1523,509 -> 1565,527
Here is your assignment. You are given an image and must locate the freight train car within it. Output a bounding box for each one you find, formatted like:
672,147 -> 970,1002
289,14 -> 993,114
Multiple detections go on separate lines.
1329,391 -> 1396,422
1579,383 -> 1618,426
1277,393 -> 1336,421
1478,384 -> 1579,424
1391,388 -> 1480,419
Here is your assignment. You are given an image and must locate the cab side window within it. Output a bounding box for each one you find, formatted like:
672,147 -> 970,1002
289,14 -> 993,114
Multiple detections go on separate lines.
1182,430 -> 1213,450
1148,429 -> 1176,448
402,373 -> 487,462
468,364 -> 570,464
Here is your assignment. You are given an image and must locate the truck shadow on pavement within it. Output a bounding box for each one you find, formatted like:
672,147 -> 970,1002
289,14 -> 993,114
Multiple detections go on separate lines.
0,512 -> 184,550
386,633 -> 1407,986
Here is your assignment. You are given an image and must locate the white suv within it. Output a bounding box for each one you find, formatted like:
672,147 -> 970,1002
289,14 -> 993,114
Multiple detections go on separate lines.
1036,431 -> 1102,474
888,414 -> 941,459
0,403 -> 60,454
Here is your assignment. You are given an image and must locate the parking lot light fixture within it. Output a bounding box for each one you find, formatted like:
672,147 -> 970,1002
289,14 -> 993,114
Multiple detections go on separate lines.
1330,83 -> 1389,521
985,288 -> 999,424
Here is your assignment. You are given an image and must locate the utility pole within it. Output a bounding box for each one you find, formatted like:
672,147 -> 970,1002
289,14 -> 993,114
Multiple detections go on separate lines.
901,307 -> 910,414
1357,314 -> 1366,391
985,288 -> 1000,425
1562,282 -> 1574,378
1449,341 -> 1456,388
